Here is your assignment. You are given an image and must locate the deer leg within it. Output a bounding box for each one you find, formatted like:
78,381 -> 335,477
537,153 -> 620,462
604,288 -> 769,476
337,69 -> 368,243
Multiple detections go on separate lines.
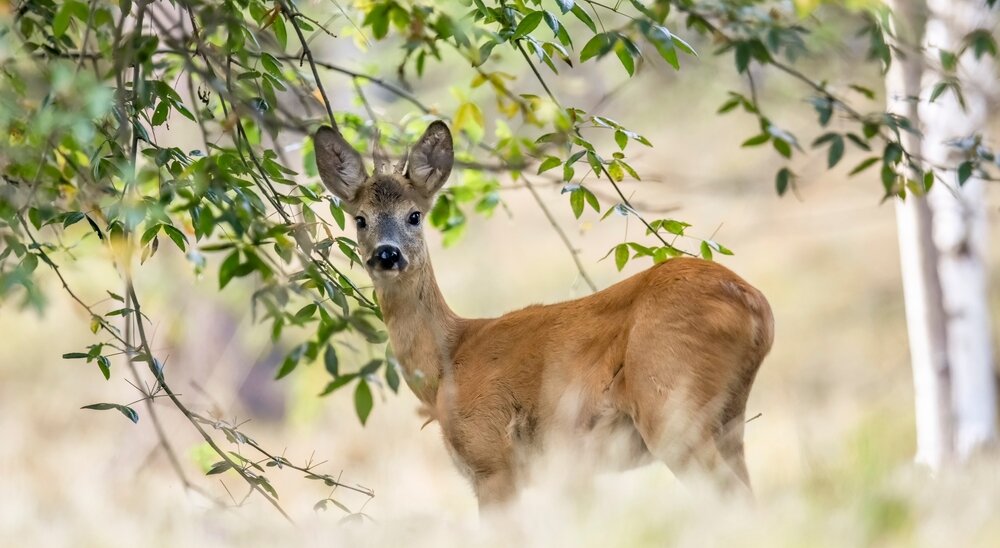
657,426 -> 749,495
473,468 -> 517,512
716,410 -> 752,492
627,381 -> 750,495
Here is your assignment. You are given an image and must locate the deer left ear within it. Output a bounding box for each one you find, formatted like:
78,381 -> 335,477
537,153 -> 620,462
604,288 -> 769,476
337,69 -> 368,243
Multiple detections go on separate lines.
406,121 -> 453,198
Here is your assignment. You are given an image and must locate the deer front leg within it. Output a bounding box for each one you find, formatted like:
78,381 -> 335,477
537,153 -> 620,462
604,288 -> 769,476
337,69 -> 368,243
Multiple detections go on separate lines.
473,467 -> 517,511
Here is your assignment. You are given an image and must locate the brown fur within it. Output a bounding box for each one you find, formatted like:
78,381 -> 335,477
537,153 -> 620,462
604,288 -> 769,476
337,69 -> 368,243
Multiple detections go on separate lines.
314,122 -> 775,509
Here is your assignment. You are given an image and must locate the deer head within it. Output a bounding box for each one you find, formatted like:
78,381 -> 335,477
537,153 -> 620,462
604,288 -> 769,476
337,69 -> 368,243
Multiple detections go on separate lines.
313,121 -> 453,283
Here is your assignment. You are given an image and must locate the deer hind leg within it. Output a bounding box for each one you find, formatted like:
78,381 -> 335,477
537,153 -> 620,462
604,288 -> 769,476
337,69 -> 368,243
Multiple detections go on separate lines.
624,368 -> 751,495
716,392 -> 753,492
472,467 -> 517,512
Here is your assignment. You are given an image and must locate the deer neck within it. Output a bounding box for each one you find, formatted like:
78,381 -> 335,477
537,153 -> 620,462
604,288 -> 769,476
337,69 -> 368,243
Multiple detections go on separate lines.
374,259 -> 459,405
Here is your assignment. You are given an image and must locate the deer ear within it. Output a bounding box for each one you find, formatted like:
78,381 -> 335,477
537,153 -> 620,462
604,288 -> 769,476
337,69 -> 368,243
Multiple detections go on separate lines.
406,121 -> 453,198
314,126 -> 368,208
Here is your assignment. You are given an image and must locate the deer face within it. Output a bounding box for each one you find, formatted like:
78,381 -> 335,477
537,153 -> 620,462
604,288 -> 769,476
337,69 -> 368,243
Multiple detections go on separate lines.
313,121 -> 454,282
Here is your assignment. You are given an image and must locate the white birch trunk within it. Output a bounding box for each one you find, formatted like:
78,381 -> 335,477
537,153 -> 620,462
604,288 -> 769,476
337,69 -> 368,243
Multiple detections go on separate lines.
921,0 -> 998,459
885,0 -> 955,469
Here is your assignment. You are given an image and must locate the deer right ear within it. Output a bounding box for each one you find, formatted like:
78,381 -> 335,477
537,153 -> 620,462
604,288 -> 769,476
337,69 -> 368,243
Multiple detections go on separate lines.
314,126 -> 368,208
406,120 -> 454,199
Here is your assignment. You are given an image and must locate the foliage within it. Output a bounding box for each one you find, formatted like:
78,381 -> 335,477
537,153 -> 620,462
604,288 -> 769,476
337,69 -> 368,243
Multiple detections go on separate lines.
1,0 -> 997,519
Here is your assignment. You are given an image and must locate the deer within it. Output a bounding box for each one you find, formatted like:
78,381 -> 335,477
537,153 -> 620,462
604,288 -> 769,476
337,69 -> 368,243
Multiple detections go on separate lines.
313,120 -> 774,509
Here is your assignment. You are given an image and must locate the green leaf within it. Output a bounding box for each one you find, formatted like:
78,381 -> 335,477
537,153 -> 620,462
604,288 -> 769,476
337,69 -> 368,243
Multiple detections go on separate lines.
219,250 -> 241,289
53,3 -> 74,38
614,42 -> 635,76
735,43 -> 751,73
929,81 -> 949,103
968,29 -> 998,59
161,224 -> 187,251
319,374 -> 356,396
206,461 -> 233,475
849,84 -> 876,100
260,52 -> 283,76
849,157 -> 880,176
614,243 -> 629,271
570,188 -> 585,218
512,11 -> 544,39
275,344 -> 306,380
881,164 -> 898,194
700,241 -> 713,260
957,161 -> 974,185
324,344 -> 339,376
151,101 -> 169,126
28,208 -> 42,230
62,211 -> 85,228
81,403 -> 139,424
63,352 -> 88,359
555,0 -> 574,14
97,355 -> 111,380
741,134 -> 770,147
939,49 -> 957,71
562,162 -> 575,182
329,201 -> 346,230
772,138 -> 792,159
661,220 -> 689,236
354,380 -> 374,425
570,4 -> 596,32
582,186 -> 599,212
385,360 -> 400,393
776,167 -> 792,196
846,133 -> 871,151
141,224 -> 160,246
364,4 -> 390,39
580,33 -> 614,63
359,358 -> 383,376
828,135 -> 845,168
647,25 -> 679,69
615,130 -> 628,150
294,303 -> 318,321
538,156 -> 562,174
883,142 -> 903,165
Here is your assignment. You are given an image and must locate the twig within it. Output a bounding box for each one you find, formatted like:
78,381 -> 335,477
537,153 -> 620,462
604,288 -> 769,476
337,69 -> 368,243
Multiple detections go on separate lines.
189,411 -> 376,499
123,298 -> 219,505
126,281 -> 296,524
514,37 -> 697,257
280,0 -> 336,128
520,174 -> 598,292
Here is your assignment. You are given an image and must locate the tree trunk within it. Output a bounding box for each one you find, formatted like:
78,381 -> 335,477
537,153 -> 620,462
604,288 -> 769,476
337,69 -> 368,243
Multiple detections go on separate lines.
884,0 -> 955,469
921,0 -> 998,458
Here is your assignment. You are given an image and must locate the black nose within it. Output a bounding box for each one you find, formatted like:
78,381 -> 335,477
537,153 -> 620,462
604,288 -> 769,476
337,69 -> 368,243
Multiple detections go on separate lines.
371,245 -> 402,270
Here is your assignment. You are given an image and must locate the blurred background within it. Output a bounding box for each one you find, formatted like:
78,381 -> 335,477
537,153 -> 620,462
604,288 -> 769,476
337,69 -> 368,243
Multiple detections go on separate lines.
2,1 -> 999,546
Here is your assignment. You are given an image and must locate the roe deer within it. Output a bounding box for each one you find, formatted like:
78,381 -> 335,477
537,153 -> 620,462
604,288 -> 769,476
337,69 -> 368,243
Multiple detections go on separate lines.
314,121 -> 774,508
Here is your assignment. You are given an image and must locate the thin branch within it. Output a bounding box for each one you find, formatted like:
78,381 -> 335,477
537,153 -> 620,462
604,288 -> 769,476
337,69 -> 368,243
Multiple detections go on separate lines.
125,281 -> 296,524
123,297 -> 220,505
190,411 -> 376,499
520,175 -> 598,292
280,0 -> 336,127
514,36 -> 696,257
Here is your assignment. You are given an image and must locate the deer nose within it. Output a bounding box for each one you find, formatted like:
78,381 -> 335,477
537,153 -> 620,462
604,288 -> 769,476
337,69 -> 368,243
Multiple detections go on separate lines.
371,245 -> 404,270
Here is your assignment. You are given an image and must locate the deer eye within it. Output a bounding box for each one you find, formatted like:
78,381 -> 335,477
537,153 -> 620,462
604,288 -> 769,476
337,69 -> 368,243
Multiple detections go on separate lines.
407,211 -> 422,226
355,216 -> 367,229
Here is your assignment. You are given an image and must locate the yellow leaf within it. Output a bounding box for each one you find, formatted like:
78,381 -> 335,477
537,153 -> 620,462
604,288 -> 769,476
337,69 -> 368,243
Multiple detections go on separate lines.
454,102 -> 484,143
261,6 -> 281,30
793,0 -> 821,17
